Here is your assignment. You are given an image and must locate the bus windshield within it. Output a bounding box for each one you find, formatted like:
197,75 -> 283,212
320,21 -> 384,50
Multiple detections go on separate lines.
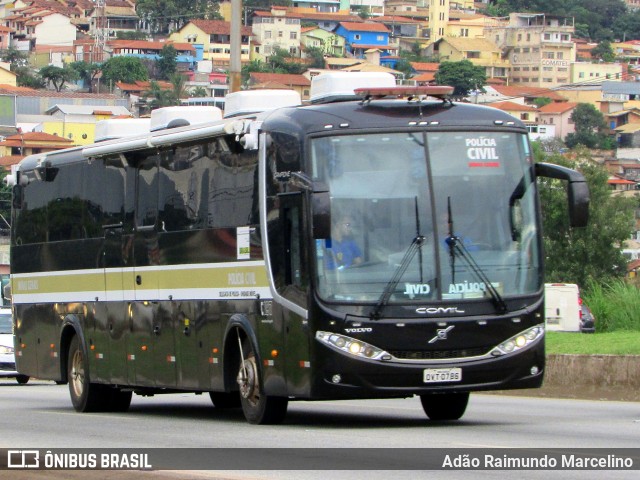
311,131 -> 540,305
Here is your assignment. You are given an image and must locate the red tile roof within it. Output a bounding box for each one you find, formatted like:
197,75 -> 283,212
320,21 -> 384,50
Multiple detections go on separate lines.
338,22 -> 390,33
537,101 -> 578,114
491,85 -> 568,102
488,101 -> 538,112
4,132 -> 74,143
249,72 -> 310,87
189,19 -> 252,36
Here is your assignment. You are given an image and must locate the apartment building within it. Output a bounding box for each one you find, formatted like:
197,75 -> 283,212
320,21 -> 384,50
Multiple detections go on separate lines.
170,19 -> 252,67
484,13 -> 576,88
251,9 -> 301,60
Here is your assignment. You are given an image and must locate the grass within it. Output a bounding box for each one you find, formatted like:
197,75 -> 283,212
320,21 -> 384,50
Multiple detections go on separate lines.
546,330 -> 640,355
543,280 -> 640,354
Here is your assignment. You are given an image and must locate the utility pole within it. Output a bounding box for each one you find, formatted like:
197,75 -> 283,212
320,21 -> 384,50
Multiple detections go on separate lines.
229,0 -> 242,93
94,0 -> 107,63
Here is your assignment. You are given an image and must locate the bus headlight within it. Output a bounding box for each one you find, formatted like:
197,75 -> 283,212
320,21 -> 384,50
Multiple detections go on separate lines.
316,331 -> 391,361
490,325 -> 544,356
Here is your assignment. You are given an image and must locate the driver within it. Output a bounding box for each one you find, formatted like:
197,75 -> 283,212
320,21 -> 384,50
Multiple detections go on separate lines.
325,215 -> 363,270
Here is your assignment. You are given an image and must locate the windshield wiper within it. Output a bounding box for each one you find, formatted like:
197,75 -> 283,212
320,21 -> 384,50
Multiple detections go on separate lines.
370,234 -> 425,320
370,197 -> 424,320
445,236 -> 507,314
445,197 -> 506,314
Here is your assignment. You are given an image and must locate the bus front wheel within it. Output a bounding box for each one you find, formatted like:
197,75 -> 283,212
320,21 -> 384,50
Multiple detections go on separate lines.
420,392 -> 469,421
237,339 -> 288,424
67,335 -> 106,412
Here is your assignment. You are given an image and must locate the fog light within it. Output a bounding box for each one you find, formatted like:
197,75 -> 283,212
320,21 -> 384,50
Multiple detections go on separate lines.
331,374 -> 342,384
530,366 -> 539,375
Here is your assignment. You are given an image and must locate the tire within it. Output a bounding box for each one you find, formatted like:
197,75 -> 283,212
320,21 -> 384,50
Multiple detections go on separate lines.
209,391 -> 241,409
420,392 -> 469,421
16,375 -> 29,385
67,335 -> 107,412
237,338 -> 288,424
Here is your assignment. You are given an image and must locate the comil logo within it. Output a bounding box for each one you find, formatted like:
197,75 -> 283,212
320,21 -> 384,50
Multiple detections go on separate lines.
8,450 -> 40,468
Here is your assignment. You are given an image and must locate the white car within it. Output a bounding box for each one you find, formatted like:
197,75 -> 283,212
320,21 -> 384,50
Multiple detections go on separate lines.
0,307 -> 29,384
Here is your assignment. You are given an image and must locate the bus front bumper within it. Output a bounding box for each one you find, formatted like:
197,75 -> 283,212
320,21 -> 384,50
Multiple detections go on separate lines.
311,337 -> 545,399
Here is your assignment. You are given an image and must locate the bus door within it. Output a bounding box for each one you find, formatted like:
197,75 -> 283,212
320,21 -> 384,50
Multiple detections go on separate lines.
275,192 -> 310,396
101,156 -> 132,384
131,150 -> 175,387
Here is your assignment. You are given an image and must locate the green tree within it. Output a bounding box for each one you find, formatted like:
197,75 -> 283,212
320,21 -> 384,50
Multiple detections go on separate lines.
0,47 -> 42,88
143,73 -> 188,110
535,145 -> 636,286
69,61 -> 102,93
190,86 -> 208,97
533,97 -> 553,108
590,41 -> 616,62
303,46 -> 326,69
156,45 -> 177,80
101,56 -> 148,87
137,0 -> 223,33
116,30 -> 149,40
565,103 -> 611,149
434,60 -> 486,100
39,65 -> 78,92
0,47 -> 29,69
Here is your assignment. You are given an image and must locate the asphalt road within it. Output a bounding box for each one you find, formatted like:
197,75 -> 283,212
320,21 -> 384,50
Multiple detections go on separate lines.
0,379 -> 638,480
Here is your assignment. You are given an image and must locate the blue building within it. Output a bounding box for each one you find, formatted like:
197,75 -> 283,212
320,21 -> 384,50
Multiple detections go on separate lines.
334,22 -> 394,58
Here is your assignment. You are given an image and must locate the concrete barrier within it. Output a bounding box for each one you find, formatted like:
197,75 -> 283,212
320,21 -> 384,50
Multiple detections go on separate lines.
496,354 -> 640,402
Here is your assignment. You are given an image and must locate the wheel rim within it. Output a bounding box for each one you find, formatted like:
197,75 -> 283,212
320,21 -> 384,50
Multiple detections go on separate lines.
70,349 -> 85,398
237,355 -> 260,406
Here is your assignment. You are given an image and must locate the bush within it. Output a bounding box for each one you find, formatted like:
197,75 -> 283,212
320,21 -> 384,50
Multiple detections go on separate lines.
583,280 -> 640,332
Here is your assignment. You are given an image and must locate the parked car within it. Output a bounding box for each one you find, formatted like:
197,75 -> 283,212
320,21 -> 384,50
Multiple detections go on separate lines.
579,299 -> 596,334
0,307 -> 29,384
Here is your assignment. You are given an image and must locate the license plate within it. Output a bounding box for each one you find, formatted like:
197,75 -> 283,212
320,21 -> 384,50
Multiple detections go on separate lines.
423,367 -> 462,383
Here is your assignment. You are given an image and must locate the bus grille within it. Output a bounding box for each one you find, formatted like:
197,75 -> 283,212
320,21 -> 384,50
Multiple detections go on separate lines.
389,347 -> 489,360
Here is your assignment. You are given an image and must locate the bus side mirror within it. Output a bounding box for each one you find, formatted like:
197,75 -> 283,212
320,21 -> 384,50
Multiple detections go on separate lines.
312,187 -> 331,239
535,162 -> 589,228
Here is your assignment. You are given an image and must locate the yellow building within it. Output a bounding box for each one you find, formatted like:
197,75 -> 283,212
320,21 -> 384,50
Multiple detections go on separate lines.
41,104 -> 132,145
0,63 -> 17,87
0,131 -> 74,157
169,19 -> 252,67
427,36 -> 510,82
571,62 -> 624,84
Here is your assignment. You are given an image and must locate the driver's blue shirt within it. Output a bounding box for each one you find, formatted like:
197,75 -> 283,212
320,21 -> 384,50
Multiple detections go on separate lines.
325,238 -> 363,270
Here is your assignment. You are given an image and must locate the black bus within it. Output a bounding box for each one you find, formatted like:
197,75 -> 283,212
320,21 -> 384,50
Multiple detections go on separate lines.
9,72 -> 588,424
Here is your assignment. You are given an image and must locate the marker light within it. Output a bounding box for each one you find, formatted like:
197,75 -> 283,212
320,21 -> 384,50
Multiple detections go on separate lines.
491,325 -> 544,357
316,331 -> 390,361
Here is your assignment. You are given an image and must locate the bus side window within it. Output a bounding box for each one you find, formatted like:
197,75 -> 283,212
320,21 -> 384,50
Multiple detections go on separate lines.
135,153 -> 159,229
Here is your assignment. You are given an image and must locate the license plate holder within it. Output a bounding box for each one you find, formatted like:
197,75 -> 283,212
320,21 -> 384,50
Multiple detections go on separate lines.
423,367 -> 462,383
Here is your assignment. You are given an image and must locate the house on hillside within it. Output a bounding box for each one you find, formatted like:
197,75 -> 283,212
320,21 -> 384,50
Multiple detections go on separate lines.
6,9 -> 77,50
108,40 -> 198,71
0,131 -> 74,158
425,37 -> 509,85
250,9 -> 301,61
170,19 -> 252,68
247,72 -> 311,100
301,26 -> 346,58
537,102 -> 578,140
334,22 -> 395,59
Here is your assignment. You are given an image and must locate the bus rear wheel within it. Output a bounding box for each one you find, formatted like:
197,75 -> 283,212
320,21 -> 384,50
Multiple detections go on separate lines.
67,335 -> 107,412
16,375 -> 29,384
420,392 -> 469,421
237,339 -> 288,424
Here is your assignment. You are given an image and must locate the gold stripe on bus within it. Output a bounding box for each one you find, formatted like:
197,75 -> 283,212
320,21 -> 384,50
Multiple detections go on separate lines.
13,264 -> 269,295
